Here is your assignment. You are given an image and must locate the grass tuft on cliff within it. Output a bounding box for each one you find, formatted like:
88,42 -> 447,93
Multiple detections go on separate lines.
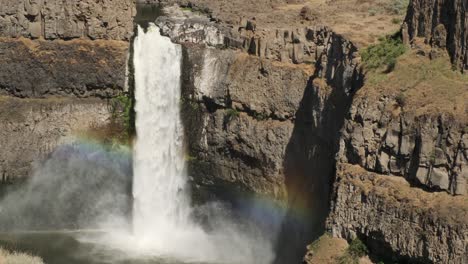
0,248 -> 44,264
337,238 -> 369,264
361,36 -> 406,72
107,94 -> 134,144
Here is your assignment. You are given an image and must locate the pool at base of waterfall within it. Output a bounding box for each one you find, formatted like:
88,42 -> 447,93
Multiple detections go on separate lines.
0,231 -> 209,264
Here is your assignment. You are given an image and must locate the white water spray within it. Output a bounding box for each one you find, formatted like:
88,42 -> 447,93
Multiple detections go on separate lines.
131,24 -> 273,263
133,23 -> 191,239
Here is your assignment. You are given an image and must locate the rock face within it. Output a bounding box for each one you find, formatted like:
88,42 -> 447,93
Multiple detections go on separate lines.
0,38 -> 129,98
337,95 -> 468,195
0,1 -> 134,184
157,4 -> 467,264
158,6 -> 362,196
404,0 -> 467,71
156,7 -> 363,263
0,0 -> 135,40
0,97 -> 112,182
327,165 -> 468,264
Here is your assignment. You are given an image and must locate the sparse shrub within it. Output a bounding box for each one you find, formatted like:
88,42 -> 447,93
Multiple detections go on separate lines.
348,238 -> 369,257
337,238 -> 369,264
109,94 -> 133,137
361,36 -> 407,71
395,92 -> 407,107
392,17 -> 402,24
225,108 -> 240,123
224,108 -> 241,125
226,108 -> 240,118
368,8 -> 378,16
387,0 -> 410,15
182,98 -> 200,111
300,5 -> 318,21
254,112 -> 269,121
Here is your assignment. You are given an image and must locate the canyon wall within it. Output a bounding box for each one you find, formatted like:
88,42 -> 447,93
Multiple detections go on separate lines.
155,7 -> 362,263
325,0 -> 468,263
0,0 -> 465,262
404,0 -> 467,71
327,164 -> 467,264
0,0 -> 135,40
337,96 -> 467,195
157,3 -> 467,263
0,0 -> 135,183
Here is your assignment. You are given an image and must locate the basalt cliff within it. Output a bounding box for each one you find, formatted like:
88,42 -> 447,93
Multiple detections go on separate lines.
0,0 -> 466,263
0,0 -> 135,183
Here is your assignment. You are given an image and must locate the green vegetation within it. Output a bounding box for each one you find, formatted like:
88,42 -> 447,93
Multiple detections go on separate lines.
361,36 -> 407,72
367,0 -> 409,16
226,108 -> 240,119
363,50 -> 468,120
348,238 -> 369,257
392,17 -> 402,24
110,95 -> 133,133
395,92 -> 407,107
180,97 -> 200,112
338,238 -> 369,264
185,154 -> 197,162
90,93 -> 134,145
181,7 -> 193,12
224,108 -> 241,125
388,0 -> 410,15
254,112 -> 269,121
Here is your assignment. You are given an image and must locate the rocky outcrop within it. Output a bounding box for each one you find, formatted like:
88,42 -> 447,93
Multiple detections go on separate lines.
337,95 -> 468,195
0,1 -> 135,183
158,6 -> 362,77
0,0 -> 135,40
156,6 -> 363,263
0,97 -> 114,182
0,38 -> 129,98
327,164 -> 468,264
157,6 -> 363,199
404,0 -> 467,71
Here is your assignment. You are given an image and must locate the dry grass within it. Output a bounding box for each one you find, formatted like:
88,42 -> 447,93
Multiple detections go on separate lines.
305,233 -> 349,264
190,0 -> 407,48
357,48 -> 468,121
0,248 -> 44,264
274,0 -> 407,47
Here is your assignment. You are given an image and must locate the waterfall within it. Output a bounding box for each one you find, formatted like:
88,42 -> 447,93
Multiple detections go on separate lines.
132,24 -> 206,255
133,23 -> 190,238
131,23 -> 273,263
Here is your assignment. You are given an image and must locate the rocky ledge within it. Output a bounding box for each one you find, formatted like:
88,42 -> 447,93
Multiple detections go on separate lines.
327,164 -> 468,263
404,0 -> 467,72
0,38 -> 129,98
0,0 -> 135,40
338,95 -> 467,195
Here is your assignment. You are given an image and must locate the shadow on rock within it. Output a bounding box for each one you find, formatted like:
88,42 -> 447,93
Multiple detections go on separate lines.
273,74 -> 358,263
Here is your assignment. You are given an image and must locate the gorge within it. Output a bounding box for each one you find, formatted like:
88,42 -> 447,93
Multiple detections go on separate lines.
0,0 -> 467,264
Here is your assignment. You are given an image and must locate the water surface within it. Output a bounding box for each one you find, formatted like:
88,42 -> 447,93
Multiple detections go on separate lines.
0,231 -> 205,264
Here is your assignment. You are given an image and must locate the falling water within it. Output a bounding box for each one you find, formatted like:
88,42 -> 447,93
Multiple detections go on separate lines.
133,23 -> 190,238
131,23 -> 273,263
